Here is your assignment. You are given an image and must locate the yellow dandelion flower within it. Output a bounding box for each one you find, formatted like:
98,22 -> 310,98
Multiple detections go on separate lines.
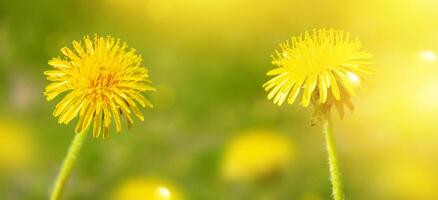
44,35 -> 155,138
222,130 -> 294,182
263,29 -> 375,200
263,29 -> 373,119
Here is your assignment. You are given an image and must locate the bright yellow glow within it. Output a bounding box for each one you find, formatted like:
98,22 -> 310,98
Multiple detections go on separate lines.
418,50 -> 437,63
416,80 -> 438,111
347,72 -> 360,86
379,159 -> 438,200
157,186 -> 171,199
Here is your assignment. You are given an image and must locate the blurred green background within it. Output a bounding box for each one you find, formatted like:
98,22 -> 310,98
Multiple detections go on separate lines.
1,0 -> 438,199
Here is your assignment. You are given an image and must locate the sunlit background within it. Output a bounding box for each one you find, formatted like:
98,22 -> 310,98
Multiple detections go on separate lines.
1,0 -> 438,199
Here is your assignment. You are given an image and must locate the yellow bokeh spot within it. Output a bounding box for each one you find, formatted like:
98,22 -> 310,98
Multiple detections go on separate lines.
112,177 -> 184,200
418,50 -> 437,63
222,130 -> 294,182
0,118 -> 36,173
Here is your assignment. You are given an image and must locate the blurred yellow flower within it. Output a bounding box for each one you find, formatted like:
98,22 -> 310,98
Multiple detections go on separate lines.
222,130 -> 294,182
44,35 -> 155,138
112,177 -> 184,200
263,29 -> 373,118
0,118 -> 36,172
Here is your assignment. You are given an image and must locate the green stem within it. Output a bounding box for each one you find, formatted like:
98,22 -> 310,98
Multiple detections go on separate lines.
50,129 -> 88,200
322,115 -> 344,200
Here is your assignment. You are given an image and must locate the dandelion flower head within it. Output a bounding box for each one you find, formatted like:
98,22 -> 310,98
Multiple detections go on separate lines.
263,29 -> 373,119
44,35 -> 155,138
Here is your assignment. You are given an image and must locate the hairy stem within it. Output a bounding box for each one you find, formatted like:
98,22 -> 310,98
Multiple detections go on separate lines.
322,116 -> 344,200
50,130 -> 88,200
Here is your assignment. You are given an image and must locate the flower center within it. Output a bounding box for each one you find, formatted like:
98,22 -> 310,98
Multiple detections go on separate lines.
89,67 -> 118,102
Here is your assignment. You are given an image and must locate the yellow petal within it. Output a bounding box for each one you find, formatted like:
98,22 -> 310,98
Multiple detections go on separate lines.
301,74 -> 317,107
318,75 -> 328,103
328,72 -> 341,100
287,80 -> 303,104
109,98 -> 122,133
93,110 -> 103,138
